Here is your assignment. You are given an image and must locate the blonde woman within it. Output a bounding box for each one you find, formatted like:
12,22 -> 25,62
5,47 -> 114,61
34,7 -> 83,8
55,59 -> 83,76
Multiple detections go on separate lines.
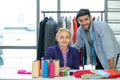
44,28 -> 80,70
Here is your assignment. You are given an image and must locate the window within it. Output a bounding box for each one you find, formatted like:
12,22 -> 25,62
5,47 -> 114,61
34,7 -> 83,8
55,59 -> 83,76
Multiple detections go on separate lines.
60,0 -> 104,21
40,0 -> 104,21
40,0 -> 57,21
0,0 -> 37,69
0,0 -> 37,46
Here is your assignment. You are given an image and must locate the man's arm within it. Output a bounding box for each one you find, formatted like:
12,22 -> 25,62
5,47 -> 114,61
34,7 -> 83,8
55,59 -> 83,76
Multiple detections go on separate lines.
73,28 -> 82,50
108,58 -> 114,69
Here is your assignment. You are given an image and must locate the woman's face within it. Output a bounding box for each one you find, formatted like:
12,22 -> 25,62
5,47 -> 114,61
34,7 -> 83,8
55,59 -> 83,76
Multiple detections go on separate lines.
57,31 -> 70,48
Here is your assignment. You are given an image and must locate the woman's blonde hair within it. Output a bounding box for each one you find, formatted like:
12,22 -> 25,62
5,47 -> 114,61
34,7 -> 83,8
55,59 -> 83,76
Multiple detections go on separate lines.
56,28 -> 71,40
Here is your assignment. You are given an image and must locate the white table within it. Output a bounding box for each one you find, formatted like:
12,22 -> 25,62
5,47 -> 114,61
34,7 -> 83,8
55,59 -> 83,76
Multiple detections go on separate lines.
0,67 -> 81,80
0,67 -> 120,80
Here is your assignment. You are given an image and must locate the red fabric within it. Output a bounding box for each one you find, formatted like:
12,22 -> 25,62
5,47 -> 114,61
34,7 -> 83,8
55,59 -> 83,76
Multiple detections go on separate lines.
73,70 -> 94,78
73,17 -> 78,44
105,69 -> 120,78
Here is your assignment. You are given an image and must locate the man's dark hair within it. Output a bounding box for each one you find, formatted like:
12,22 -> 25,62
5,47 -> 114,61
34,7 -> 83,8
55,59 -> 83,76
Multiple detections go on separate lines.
76,9 -> 91,19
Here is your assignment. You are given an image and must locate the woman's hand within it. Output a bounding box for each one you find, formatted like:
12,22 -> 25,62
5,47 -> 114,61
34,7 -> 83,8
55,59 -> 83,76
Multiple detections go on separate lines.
61,66 -> 70,70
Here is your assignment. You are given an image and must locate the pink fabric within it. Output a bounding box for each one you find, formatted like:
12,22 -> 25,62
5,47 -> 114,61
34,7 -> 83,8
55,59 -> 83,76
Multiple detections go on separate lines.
17,70 -> 31,74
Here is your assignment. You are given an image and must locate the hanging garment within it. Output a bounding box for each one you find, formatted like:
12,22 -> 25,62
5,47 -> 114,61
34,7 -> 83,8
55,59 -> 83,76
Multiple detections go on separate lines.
37,17 -> 49,60
65,16 -> 74,45
73,17 -> 78,44
56,16 -> 66,32
44,17 -> 57,52
80,44 -> 87,67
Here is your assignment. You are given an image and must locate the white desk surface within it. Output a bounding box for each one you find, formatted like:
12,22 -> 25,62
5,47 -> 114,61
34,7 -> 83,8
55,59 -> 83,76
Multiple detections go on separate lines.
0,67 -> 81,80
0,67 -> 120,80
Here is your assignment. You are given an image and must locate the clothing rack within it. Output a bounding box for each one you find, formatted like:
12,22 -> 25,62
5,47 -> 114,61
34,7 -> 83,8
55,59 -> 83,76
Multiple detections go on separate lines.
41,10 -> 105,21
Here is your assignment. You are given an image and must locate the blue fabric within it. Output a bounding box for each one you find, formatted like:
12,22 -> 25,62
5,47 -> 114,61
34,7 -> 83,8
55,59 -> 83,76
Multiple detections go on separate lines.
94,70 -> 110,77
86,70 -> 110,79
43,45 -> 80,69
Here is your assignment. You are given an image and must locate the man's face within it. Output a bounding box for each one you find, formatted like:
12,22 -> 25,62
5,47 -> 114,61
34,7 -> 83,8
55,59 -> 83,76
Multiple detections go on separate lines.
77,15 -> 92,31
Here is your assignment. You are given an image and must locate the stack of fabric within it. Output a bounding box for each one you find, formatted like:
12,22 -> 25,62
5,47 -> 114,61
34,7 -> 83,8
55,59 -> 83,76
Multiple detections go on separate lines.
73,69 -> 120,79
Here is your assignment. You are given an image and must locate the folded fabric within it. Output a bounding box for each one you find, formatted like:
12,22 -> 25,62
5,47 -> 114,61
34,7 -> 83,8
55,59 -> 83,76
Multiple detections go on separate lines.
17,70 -> 32,74
81,74 -> 101,79
104,69 -> 120,78
73,70 -> 94,78
94,70 -> 110,78
81,70 -> 110,79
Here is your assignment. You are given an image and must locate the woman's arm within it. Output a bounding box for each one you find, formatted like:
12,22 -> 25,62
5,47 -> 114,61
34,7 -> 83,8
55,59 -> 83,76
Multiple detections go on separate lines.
43,47 -> 54,60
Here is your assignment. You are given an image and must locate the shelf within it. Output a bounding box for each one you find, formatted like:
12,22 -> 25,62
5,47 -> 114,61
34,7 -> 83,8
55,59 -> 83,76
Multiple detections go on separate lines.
108,21 -> 120,24
108,0 -> 120,1
107,0 -> 120,38
108,8 -> 120,12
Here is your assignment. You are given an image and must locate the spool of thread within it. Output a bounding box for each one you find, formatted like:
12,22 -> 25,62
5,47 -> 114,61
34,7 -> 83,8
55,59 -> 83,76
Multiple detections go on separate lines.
53,60 -> 60,76
69,71 -> 73,76
59,71 -> 64,77
38,60 -> 40,76
64,70 -> 68,77
43,60 -> 48,78
49,60 -> 55,78
41,58 -> 44,76
32,60 -> 40,78
46,59 -> 50,63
